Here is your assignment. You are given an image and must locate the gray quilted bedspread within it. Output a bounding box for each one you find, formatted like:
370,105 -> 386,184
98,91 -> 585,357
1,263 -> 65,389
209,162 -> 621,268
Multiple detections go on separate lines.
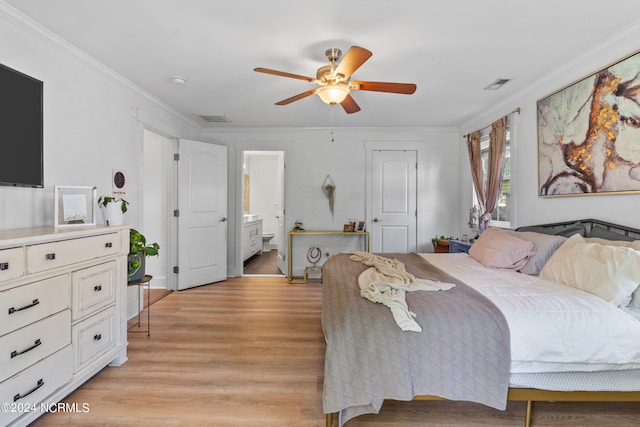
321,253 -> 510,426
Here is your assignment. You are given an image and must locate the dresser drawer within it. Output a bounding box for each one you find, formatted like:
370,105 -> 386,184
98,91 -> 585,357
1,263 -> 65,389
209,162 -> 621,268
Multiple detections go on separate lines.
0,247 -> 25,283
72,261 -> 116,320
0,310 -> 71,383
0,345 -> 73,426
72,306 -> 116,372
26,233 -> 119,274
0,274 -> 70,337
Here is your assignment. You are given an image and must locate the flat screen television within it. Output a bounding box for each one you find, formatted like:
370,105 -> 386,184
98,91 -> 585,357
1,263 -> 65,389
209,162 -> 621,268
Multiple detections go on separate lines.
0,63 -> 43,188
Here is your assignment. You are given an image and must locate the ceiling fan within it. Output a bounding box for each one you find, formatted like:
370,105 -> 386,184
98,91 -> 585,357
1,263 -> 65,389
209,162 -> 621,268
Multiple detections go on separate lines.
254,46 -> 417,114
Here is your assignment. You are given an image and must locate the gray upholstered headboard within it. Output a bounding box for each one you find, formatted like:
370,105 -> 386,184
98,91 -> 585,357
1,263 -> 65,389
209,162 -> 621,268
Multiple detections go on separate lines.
516,219 -> 640,242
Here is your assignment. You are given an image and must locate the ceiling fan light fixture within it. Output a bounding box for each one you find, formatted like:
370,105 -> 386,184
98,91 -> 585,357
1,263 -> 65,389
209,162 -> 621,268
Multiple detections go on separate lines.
316,84 -> 349,105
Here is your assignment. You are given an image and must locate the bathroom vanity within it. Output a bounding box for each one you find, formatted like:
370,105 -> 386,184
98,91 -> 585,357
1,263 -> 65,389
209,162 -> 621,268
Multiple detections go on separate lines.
242,217 -> 263,262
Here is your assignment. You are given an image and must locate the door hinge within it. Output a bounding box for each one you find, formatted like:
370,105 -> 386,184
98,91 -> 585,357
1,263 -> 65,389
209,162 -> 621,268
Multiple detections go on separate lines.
174,209 -> 179,217
174,153 -> 180,161
173,266 -> 179,274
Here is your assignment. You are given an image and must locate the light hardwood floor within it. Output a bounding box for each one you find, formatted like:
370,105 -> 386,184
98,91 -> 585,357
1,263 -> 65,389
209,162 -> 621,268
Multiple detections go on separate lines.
33,277 -> 639,427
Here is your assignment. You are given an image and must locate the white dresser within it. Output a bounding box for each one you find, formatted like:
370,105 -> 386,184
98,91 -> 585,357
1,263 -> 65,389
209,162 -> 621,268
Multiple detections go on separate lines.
0,226 -> 129,426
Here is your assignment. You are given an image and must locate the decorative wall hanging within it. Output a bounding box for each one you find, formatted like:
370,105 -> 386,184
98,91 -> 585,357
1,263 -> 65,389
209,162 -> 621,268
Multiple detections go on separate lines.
537,50 -> 640,197
322,175 -> 336,216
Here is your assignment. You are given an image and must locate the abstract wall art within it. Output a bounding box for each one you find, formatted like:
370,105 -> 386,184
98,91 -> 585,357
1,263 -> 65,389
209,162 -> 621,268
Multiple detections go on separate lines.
537,50 -> 640,196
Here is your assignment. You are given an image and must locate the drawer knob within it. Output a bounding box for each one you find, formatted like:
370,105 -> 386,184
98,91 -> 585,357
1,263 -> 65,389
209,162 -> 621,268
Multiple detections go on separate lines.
94,284 -> 102,292
94,333 -> 102,341
0,262 -> 8,270
105,242 -> 113,248
45,253 -> 56,261
13,378 -> 44,402
8,298 -> 40,315
11,338 -> 42,359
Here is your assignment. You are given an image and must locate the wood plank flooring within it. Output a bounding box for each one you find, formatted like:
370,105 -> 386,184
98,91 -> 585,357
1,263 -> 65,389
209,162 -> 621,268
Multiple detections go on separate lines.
32,277 -> 639,427
243,250 -> 282,275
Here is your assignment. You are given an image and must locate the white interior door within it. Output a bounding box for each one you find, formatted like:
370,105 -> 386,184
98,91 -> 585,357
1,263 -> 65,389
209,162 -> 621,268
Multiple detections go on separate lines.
177,139 -> 227,290
275,153 -> 286,275
371,150 -> 417,253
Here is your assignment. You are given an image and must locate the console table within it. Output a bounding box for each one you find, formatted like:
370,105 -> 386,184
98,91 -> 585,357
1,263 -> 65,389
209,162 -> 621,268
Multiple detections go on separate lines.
287,230 -> 370,283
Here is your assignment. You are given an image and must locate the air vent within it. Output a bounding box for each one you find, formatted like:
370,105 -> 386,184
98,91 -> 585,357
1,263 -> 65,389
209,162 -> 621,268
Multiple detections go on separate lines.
484,78 -> 512,90
198,114 -> 232,123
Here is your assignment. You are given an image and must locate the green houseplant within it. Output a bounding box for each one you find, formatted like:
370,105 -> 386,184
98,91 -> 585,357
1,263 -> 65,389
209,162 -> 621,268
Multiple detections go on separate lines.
98,196 -> 129,226
431,234 -> 457,253
128,228 -> 160,284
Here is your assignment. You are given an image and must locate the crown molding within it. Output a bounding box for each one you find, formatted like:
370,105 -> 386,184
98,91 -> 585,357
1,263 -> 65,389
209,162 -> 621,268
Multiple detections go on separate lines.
0,1 -> 202,131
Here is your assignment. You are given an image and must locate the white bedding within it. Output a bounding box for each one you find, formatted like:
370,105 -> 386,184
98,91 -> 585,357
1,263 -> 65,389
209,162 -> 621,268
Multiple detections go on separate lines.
419,253 -> 640,374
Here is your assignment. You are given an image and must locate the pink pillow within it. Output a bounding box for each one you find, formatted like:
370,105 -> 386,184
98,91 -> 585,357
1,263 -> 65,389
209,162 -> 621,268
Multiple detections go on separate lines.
469,227 -> 536,269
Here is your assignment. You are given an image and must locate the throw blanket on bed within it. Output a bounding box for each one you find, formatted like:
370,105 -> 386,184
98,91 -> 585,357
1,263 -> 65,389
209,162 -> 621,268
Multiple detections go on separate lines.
349,252 -> 455,331
322,253 -> 510,427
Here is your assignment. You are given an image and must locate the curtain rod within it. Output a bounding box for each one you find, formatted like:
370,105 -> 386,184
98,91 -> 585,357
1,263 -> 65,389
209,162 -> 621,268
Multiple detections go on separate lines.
463,107 -> 521,138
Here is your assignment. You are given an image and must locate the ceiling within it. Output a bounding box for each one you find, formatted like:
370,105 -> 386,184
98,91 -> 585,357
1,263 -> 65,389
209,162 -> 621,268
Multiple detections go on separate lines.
6,0 -> 640,129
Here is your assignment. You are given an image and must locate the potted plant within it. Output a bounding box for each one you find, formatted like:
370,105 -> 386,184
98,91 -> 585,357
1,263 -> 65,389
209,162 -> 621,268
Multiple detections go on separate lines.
128,228 -> 160,284
98,196 -> 129,226
431,234 -> 457,253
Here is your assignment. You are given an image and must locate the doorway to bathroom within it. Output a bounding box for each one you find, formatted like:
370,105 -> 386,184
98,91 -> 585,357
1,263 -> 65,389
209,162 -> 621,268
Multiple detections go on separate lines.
242,150 -> 285,276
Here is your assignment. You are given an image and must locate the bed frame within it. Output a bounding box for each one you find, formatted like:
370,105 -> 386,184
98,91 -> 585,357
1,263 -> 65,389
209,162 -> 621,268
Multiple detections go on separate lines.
324,218 -> 640,427
515,218 -> 640,240
326,389 -> 640,427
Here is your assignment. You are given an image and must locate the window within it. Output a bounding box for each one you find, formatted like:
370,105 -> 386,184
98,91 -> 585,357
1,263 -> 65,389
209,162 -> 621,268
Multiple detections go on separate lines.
474,121 -> 513,228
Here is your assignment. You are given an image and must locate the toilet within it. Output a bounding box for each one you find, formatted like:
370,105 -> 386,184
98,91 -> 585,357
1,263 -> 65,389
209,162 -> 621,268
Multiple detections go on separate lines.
262,233 -> 274,252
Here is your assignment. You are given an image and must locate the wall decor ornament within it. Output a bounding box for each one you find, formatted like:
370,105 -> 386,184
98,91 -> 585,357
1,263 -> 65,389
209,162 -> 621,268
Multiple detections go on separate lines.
537,50 -> 640,197
322,175 -> 336,216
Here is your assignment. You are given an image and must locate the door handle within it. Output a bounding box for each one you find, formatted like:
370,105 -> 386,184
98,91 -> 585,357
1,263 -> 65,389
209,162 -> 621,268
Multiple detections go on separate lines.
372,218 -> 382,223
220,217 -> 228,222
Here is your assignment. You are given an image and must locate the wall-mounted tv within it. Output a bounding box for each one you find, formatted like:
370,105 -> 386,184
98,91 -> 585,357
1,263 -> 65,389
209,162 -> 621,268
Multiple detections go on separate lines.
0,63 -> 43,188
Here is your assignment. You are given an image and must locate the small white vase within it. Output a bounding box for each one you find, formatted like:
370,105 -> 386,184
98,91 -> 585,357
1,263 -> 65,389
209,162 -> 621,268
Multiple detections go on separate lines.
100,202 -> 125,226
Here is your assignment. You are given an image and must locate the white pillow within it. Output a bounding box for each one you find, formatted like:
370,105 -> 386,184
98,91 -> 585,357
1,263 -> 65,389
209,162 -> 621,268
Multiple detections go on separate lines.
469,227 -> 535,270
539,234 -> 640,306
503,230 -> 566,275
584,237 -> 640,251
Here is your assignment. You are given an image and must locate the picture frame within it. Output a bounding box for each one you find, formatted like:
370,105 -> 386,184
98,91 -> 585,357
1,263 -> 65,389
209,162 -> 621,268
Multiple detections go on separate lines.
54,185 -> 97,227
343,223 -> 354,232
537,50 -> 640,197
357,220 -> 366,232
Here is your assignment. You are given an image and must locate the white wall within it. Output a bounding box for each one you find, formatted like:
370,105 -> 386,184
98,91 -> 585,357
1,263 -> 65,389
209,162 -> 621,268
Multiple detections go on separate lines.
0,5 -> 201,318
143,130 -> 173,289
459,22 -> 640,233
0,5 -> 201,231
202,127 -> 460,276
244,151 -> 282,243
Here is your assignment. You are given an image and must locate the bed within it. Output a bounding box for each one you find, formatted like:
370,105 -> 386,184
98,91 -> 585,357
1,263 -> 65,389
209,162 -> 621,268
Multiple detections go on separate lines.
321,219 -> 640,427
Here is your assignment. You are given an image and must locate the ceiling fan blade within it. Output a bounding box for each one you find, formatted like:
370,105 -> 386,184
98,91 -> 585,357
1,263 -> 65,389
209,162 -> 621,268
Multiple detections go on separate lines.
340,94 -> 361,114
334,46 -> 372,80
275,89 -> 317,105
351,81 -> 417,94
254,67 -> 315,82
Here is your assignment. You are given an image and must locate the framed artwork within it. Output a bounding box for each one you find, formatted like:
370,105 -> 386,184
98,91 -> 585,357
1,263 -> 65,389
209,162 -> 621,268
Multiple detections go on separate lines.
537,50 -> 640,197
54,185 -> 97,227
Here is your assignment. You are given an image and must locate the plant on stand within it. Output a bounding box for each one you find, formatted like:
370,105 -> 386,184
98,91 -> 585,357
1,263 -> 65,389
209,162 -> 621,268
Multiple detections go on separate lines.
431,234 -> 457,253
128,228 -> 160,284
98,196 -> 129,226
